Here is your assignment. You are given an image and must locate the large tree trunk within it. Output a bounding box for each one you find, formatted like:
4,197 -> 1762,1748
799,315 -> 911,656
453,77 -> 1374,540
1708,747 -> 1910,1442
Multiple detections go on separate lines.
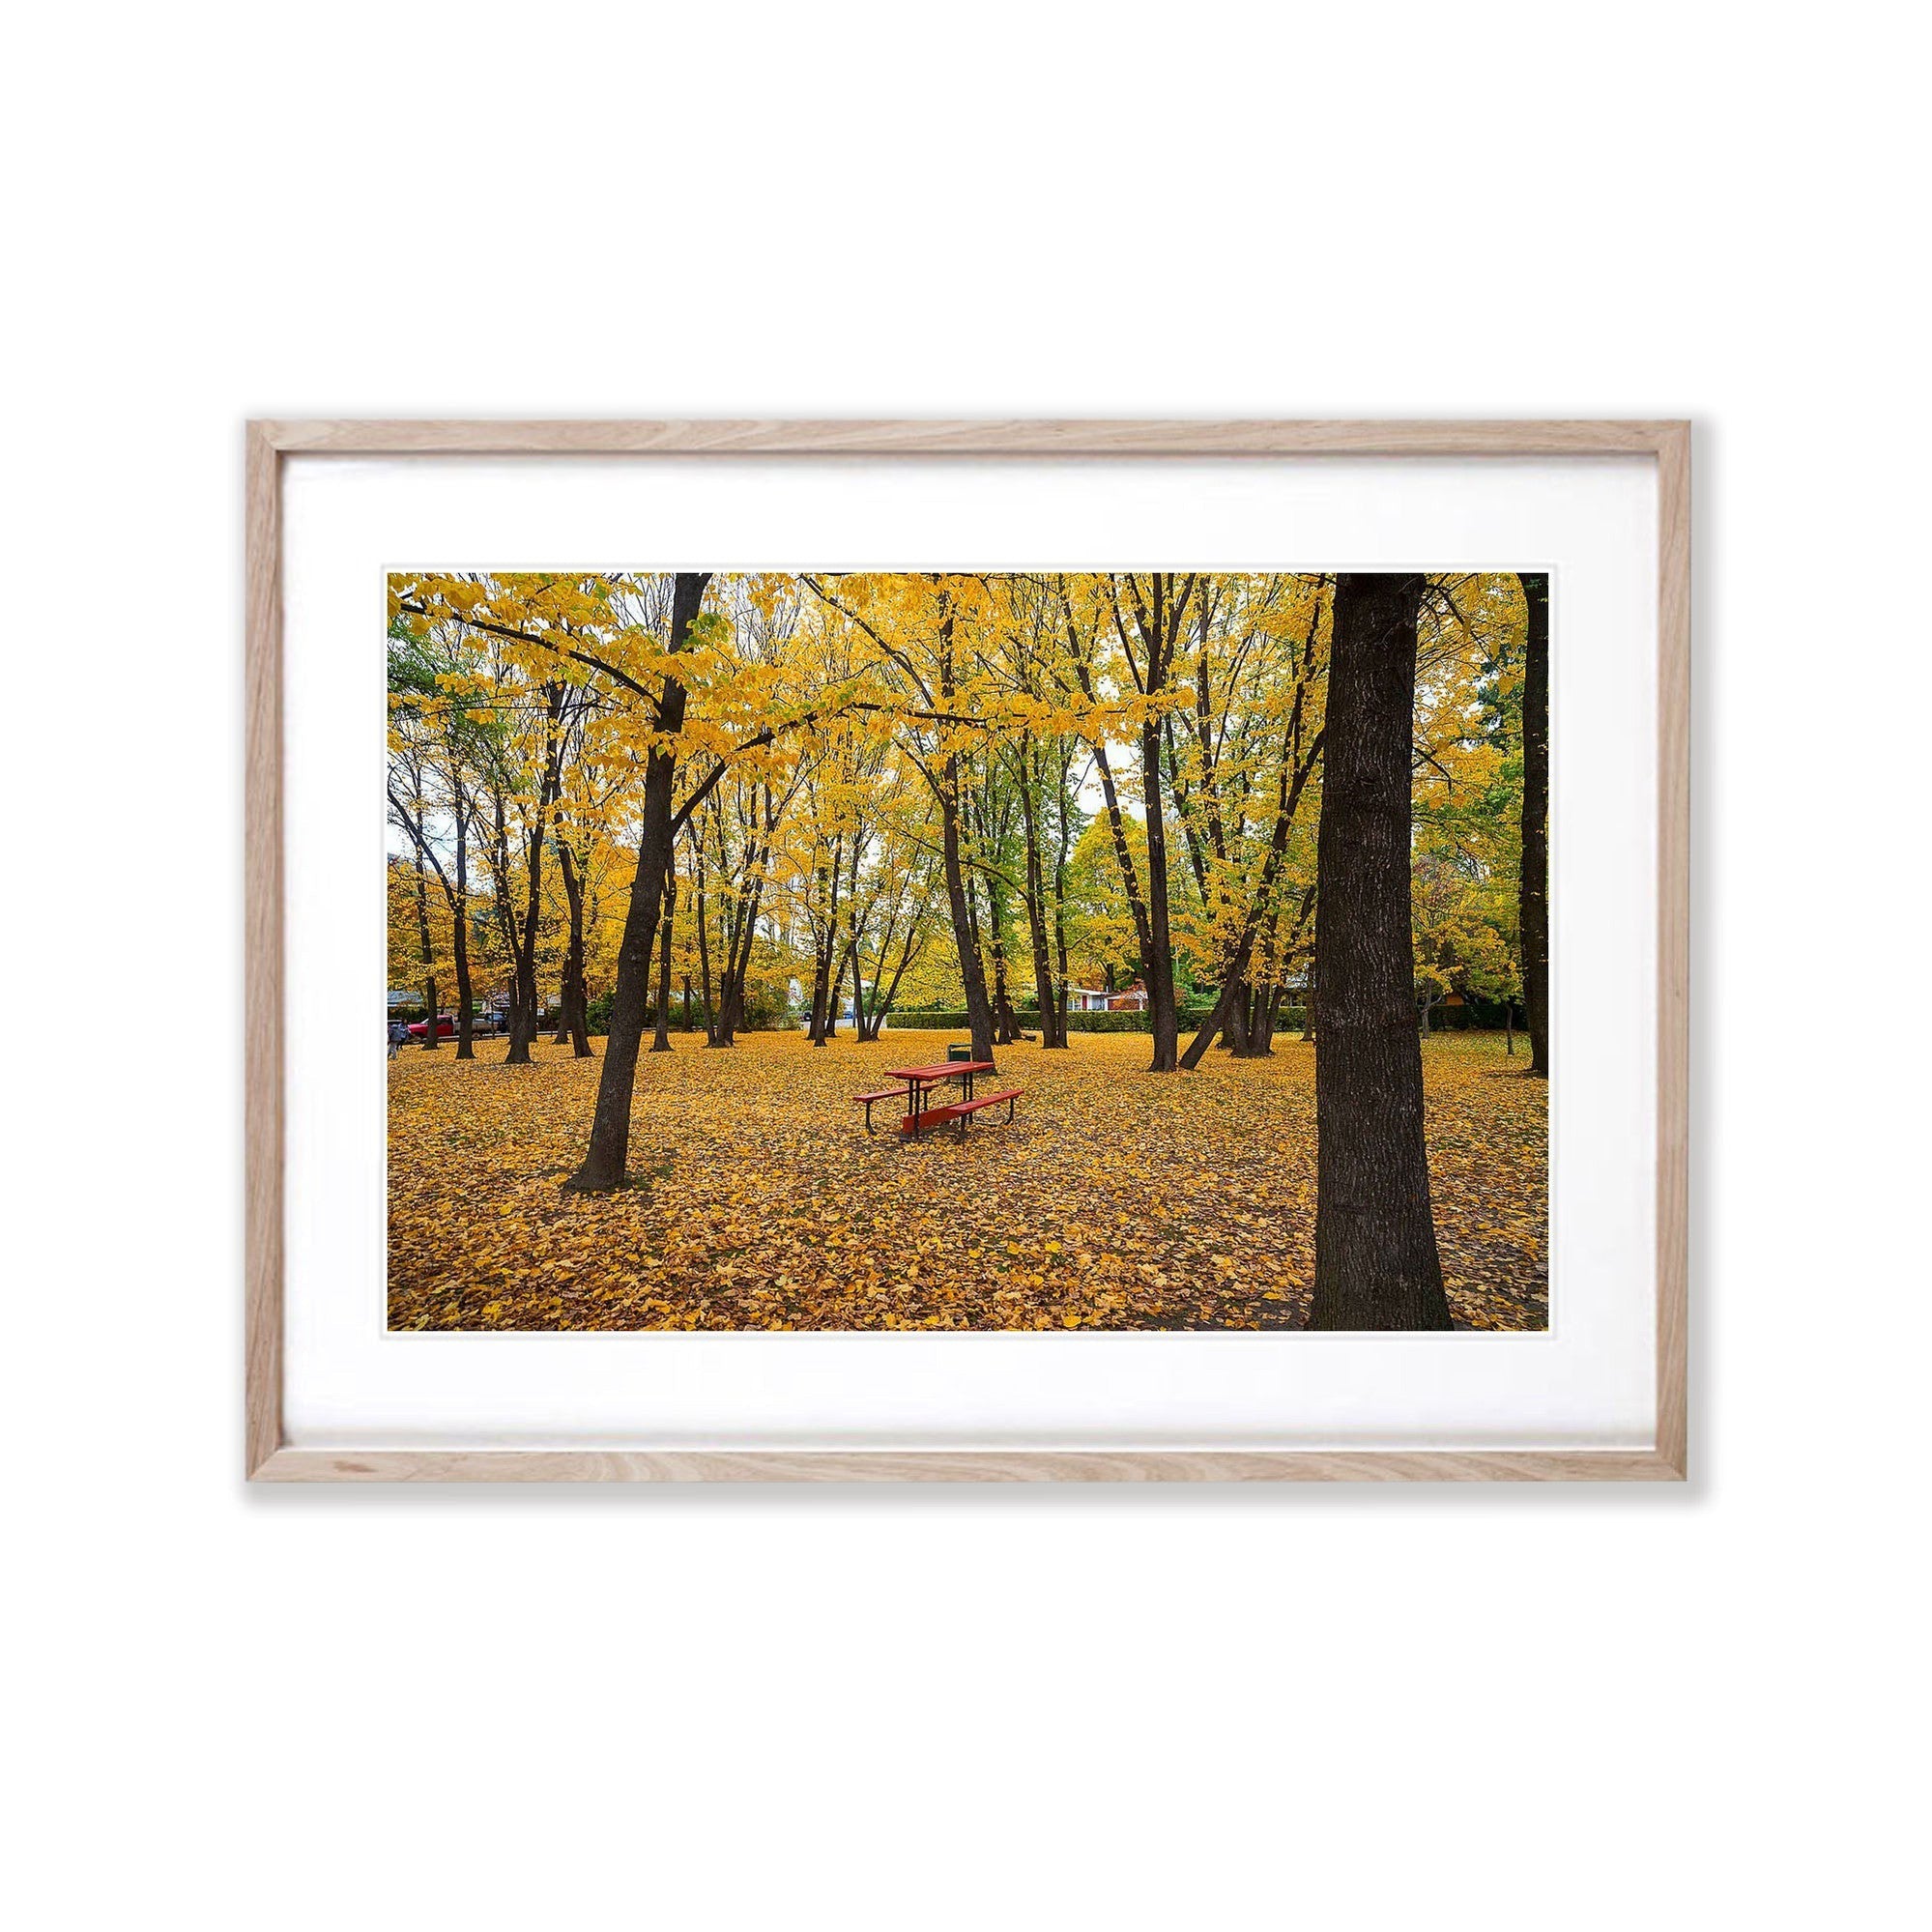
1308,574 -> 1452,1331
1519,571 -> 1550,1078
566,572 -> 710,1191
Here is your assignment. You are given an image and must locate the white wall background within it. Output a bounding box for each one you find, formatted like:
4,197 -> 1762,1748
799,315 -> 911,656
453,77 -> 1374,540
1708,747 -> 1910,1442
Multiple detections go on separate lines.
7,5 -> 1925,1928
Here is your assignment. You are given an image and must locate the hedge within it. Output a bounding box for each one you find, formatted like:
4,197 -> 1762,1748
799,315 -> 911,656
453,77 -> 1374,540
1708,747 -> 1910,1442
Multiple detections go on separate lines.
884,1006 -> 1319,1037
885,1009 -> 1157,1034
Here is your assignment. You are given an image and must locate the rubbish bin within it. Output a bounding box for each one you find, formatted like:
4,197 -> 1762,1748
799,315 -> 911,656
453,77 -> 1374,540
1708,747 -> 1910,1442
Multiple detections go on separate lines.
946,1043 -> 973,1063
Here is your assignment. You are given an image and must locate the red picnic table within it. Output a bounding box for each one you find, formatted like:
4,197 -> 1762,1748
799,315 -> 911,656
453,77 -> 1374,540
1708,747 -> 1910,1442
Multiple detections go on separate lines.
852,1059 -> 1024,1139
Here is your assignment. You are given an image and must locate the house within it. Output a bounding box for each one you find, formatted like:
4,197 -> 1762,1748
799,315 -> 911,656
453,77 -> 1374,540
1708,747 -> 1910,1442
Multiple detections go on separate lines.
1067,978 -> 1149,1013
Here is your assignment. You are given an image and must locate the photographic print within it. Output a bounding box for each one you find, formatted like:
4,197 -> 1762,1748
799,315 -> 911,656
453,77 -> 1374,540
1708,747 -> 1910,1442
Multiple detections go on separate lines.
386,569 -> 1549,1335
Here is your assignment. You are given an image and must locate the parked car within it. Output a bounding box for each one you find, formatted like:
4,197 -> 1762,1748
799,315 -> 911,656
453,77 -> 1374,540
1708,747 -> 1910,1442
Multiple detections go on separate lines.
406,1009 -> 511,1040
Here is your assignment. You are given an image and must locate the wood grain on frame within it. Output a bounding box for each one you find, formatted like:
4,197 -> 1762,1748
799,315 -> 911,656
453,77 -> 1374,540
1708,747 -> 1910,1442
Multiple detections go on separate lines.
256,418 -> 1684,458
245,422 -> 283,1478
245,420 -> 1690,1484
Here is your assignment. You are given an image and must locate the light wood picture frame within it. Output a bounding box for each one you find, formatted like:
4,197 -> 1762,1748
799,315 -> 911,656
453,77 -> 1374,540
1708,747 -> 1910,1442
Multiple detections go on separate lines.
245,418 -> 1689,1483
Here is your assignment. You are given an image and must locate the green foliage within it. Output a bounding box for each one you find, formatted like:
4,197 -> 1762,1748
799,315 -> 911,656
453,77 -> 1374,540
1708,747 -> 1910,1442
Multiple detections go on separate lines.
887,1008 -> 1158,1034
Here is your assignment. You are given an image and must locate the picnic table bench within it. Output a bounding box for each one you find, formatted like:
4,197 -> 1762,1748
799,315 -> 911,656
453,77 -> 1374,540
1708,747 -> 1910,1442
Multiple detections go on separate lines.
851,1058 -> 1024,1140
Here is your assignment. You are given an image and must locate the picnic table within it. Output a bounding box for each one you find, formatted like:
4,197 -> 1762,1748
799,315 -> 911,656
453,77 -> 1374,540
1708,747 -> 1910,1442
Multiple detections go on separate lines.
852,1059 -> 1023,1139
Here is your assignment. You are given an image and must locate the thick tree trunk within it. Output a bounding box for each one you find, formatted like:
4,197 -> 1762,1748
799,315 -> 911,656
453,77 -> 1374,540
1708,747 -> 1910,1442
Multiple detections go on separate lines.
1256,987 -> 1283,1055
566,572 -> 710,1191
1309,574 -> 1452,1331
1222,981 -> 1248,1054
1519,570 -> 1550,1078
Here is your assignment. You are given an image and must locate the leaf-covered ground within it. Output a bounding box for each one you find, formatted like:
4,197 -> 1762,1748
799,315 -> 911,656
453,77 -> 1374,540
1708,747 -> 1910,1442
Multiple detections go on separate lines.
388,1028 -> 1547,1331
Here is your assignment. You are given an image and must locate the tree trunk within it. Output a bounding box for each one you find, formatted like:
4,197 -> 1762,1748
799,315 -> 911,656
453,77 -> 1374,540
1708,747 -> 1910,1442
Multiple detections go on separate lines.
1518,571 -> 1550,1078
650,866 -> 677,1053
412,848 -> 440,1052
1257,987 -> 1283,1054
451,785 -> 474,1058
1308,574 -> 1452,1332
1139,718 -> 1180,1072
1053,748 -> 1075,1049
1016,756 -> 1062,1047
939,771 -> 995,1064
566,572 -> 710,1191
932,595 -> 995,1063
556,837 -> 591,1056
507,683 -> 567,1066
693,850 -> 721,1047
1219,979 -> 1247,1054
1178,757 -> 1296,1073
852,937 -> 882,1043
485,788 -> 522,1049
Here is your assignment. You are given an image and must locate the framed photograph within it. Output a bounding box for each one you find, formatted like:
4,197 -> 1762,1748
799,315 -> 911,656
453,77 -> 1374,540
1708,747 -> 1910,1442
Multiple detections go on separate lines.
246,419 -> 1687,1481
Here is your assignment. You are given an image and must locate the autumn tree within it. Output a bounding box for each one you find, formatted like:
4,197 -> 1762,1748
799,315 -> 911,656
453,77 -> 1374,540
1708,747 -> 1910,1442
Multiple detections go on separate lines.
803,574 -> 1003,1063
386,624 -> 487,1055
568,571 -> 712,1188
